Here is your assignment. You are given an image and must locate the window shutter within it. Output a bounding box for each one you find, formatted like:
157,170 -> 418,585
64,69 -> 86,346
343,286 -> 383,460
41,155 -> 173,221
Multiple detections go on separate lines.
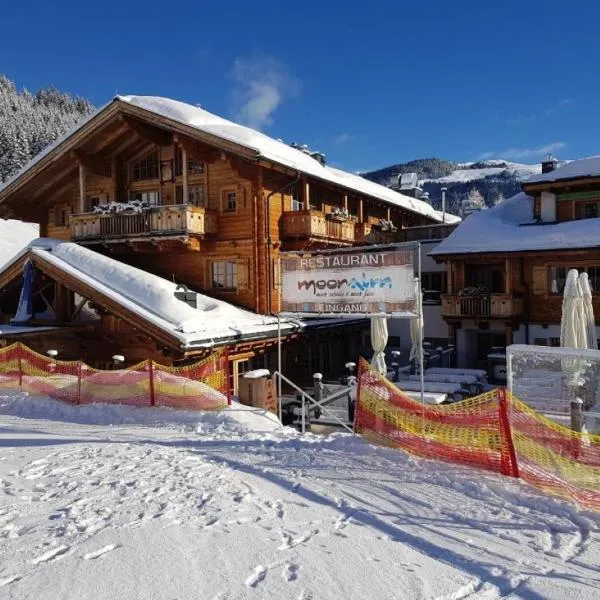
532,266 -> 546,295
237,259 -> 249,290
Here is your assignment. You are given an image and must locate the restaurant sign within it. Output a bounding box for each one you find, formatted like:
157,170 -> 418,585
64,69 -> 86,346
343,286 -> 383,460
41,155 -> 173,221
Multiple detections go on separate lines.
280,248 -> 416,316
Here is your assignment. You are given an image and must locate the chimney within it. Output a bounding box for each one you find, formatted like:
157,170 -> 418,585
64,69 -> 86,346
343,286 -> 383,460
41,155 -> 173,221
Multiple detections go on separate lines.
441,187 -> 447,223
541,154 -> 559,174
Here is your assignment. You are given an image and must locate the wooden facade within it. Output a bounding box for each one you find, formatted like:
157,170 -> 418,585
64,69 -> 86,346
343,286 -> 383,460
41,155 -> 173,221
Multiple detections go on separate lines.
434,170 -> 600,367
0,97 -> 437,377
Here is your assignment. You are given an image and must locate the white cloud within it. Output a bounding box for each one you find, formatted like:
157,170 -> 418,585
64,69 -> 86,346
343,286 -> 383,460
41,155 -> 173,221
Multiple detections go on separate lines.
332,133 -> 356,146
478,142 -> 567,161
229,56 -> 299,130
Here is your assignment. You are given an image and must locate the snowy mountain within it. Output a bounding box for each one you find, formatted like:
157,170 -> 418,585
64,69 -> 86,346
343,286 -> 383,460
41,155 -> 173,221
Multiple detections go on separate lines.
361,158 -> 543,215
0,74 -> 94,183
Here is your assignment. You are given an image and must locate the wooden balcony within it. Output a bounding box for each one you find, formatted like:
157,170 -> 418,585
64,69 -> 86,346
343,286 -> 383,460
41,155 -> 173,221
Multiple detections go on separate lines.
354,222 -> 398,244
281,210 -> 355,244
442,293 -> 524,319
70,204 -> 218,245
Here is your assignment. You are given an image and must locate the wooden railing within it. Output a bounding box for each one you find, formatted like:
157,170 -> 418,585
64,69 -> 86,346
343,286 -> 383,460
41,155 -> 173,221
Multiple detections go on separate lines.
70,204 -> 218,241
282,210 -> 355,243
442,293 -> 524,318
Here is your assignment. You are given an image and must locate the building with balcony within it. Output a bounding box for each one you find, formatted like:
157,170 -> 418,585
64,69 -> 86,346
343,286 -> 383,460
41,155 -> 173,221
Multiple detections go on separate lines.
0,95 -> 449,382
431,156 -> 600,374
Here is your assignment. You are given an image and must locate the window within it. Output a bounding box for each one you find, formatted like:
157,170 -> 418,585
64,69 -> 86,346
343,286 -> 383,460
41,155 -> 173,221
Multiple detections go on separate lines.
54,206 -> 67,227
132,152 -> 159,181
465,264 -> 504,293
291,198 -> 304,211
130,190 -> 160,206
188,187 -> 205,207
174,147 -> 204,176
222,190 -> 237,212
550,337 -> 561,347
176,186 -> 205,207
421,272 -> 447,293
211,261 -> 237,290
576,201 -> 600,220
533,337 -> 548,346
549,265 -> 600,294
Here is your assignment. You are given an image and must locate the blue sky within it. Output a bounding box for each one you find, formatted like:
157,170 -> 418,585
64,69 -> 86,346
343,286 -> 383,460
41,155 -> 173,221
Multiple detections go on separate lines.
2,0 -> 599,172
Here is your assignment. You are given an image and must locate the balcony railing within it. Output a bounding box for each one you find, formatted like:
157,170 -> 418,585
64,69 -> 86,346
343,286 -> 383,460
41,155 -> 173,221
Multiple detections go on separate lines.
282,210 -> 355,243
70,204 -> 218,242
442,293 -> 523,318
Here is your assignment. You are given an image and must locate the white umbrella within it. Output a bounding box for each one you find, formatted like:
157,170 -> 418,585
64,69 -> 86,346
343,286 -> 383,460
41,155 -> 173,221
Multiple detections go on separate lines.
370,316 -> 388,375
561,269 -> 587,350
409,286 -> 423,372
579,272 -> 597,350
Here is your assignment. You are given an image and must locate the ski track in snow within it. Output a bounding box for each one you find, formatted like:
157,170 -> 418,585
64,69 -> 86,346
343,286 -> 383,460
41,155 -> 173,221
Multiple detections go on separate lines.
1,394 -> 599,599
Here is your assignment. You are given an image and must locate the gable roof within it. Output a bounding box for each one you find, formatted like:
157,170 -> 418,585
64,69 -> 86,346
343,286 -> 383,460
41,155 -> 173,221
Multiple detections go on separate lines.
0,95 -> 454,223
430,192 -> 600,257
2,240 -> 299,351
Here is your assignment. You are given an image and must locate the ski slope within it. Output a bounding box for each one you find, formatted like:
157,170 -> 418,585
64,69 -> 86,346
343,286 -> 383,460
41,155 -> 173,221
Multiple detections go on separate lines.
1,391 -> 599,599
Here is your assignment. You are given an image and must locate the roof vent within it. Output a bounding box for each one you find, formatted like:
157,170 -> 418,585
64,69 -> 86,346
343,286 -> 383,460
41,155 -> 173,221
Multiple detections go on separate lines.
174,284 -> 197,308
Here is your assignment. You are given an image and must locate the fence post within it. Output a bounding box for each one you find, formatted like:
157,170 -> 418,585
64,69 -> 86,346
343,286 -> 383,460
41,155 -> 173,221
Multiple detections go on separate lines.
498,387 -> 519,478
225,349 -> 232,406
148,360 -> 155,407
352,358 -> 365,434
76,361 -> 82,405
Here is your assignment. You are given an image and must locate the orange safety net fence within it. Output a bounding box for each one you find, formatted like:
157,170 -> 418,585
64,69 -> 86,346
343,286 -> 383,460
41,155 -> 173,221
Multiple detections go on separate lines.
355,358 -> 600,512
0,342 -> 229,411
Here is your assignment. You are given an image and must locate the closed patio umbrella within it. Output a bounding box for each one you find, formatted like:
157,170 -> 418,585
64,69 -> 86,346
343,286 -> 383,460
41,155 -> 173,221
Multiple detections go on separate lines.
409,286 -> 423,373
370,316 -> 388,375
579,272 -> 597,350
561,269 -> 587,351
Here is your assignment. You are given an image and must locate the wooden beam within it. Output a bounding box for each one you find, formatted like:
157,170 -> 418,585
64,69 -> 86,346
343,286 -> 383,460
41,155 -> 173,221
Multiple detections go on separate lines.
182,147 -> 188,205
175,134 -> 221,164
30,165 -> 77,201
78,162 -> 86,213
72,149 -> 111,177
122,115 -> 172,147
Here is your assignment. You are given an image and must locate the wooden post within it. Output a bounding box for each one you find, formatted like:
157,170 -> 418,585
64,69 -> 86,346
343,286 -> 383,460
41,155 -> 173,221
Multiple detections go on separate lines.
303,179 -> 310,209
148,360 -> 156,407
505,258 -> 511,294
343,194 -> 348,211
182,146 -> 188,204
386,207 -> 391,221
358,199 -> 364,222
78,162 -> 86,214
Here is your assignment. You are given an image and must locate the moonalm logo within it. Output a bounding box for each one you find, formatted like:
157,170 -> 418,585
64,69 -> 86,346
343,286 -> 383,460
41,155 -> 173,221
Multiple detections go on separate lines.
297,272 -> 393,294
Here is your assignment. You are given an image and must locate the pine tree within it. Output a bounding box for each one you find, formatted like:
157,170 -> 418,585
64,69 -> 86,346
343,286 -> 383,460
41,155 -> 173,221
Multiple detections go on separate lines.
0,75 -> 94,183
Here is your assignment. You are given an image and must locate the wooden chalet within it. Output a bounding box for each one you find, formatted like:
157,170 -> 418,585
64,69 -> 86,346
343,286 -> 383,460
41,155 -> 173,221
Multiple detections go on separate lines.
0,95 -> 443,386
431,157 -> 600,375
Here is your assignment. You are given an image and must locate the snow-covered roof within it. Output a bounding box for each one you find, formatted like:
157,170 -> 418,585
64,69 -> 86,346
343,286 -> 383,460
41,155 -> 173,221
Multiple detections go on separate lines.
7,240 -> 299,349
0,219 -> 39,268
525,156 -> 600,185
430,192 -> 600,256
117,96 -> 449,222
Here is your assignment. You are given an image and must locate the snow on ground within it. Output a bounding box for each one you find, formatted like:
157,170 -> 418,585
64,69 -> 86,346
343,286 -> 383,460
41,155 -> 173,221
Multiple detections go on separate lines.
1,390 -> 599,600
0,219 -> 38,268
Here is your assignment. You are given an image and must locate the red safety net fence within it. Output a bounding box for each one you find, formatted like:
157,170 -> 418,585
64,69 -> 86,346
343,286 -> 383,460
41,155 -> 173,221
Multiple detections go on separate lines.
0,342 -> 230,411
355,358 -> 600,513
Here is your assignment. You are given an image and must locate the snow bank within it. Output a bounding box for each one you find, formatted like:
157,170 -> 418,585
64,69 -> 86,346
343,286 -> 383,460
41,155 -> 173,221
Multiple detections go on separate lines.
0,391 -> 283,435
431,191 -> 600,255
0,219 -> 38,267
